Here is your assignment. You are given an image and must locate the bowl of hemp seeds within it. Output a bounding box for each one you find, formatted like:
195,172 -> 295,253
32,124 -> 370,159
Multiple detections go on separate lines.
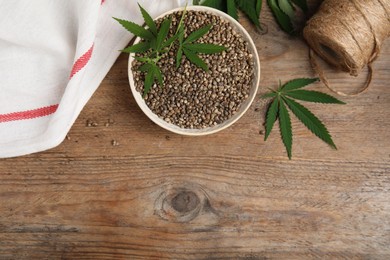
128,5 -> 260,135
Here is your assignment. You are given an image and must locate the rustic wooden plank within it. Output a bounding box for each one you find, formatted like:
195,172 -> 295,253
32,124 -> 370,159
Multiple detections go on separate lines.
0,1 -> 389,259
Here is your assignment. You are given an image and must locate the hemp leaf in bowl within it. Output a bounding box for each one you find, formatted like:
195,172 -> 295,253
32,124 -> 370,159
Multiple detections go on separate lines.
114,4 -> 227,97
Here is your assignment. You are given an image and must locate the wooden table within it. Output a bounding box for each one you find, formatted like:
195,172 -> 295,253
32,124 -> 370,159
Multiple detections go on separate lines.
1,2 -> 389,259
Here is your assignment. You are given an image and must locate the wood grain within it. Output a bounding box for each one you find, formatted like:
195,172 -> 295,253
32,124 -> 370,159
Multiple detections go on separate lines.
1,1 -> 389,259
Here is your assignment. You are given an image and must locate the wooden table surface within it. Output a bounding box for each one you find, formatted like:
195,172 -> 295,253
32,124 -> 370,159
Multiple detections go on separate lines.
1,2 -> 389,259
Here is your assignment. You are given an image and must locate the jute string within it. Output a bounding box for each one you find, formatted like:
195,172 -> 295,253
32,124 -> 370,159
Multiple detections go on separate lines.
303,0 -> 390,96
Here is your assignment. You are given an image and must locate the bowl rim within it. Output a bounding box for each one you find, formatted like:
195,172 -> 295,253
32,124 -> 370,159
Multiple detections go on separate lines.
128,5 -> 261,136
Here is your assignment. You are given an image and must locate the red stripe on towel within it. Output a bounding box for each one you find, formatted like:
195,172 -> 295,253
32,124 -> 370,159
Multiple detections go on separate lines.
0,105 -> 59,123
69,44 -> 94,78
2,22 -> 97,122
1,43 -> 94,123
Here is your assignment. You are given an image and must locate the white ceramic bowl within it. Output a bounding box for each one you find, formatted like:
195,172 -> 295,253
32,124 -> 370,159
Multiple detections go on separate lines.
128,6 -> 260,136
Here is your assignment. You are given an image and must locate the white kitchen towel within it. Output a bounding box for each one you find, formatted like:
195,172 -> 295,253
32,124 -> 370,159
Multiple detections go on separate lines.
0,0 -> 189,158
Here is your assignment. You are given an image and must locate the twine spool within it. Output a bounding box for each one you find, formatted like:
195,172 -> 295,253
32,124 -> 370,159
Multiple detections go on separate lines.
303,0 -> 390,96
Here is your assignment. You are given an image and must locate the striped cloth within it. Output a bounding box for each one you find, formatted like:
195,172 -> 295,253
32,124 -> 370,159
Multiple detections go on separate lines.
0,0 -> 187,158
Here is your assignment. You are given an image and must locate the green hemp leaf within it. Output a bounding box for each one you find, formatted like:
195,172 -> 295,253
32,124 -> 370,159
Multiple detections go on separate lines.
114,3 -> 227,97
114,7 -> 170,97
198,0 -> 262,28
176,24 -> 227,71
267,0 -> 308,35
197,0 -> 309,35
262,78 -> 345,159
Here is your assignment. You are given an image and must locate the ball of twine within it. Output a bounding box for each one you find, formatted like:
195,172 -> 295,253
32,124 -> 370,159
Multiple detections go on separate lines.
303,0 -> 390,96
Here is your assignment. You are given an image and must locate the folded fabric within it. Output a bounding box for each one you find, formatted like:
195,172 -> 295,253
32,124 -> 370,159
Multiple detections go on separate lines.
0,0 -> 188,158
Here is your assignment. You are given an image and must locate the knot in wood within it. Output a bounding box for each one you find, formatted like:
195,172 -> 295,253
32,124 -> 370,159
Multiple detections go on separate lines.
154,183 -> 209,223
171,191 -> 200,213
